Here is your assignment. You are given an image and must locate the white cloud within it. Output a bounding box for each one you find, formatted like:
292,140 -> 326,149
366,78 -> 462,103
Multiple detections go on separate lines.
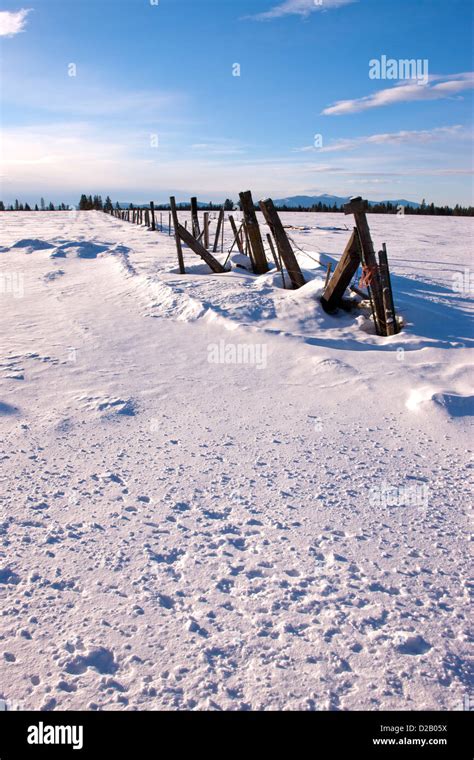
296,125 -> 468,153
247,0 -> 356,21
322,73 -> 474,115
1,121 -> 471,206
191,140 -> 246,156
0,8 -> 32,37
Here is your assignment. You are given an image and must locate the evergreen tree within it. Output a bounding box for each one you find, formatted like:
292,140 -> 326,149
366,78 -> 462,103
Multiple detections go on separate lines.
48,202 -> 55,211
223,198 -> 234,211
40,197 -> 45,211
0,201 -> 5,211
34,204 -> 39,211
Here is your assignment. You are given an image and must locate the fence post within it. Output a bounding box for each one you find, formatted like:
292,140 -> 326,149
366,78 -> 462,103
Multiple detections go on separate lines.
344,197 -> 384,334
203,212 -> 209,248
169,196 -> 186,275
230,215 -> 245,254
266,233 -> 280,270
176,224 -> 226,273
150,201 -> 156,231
259,198 -> 304,287
191,197 -> 200,238
213,208 -> 224,253
320,229 -> 360,311
239,191 -> 269,275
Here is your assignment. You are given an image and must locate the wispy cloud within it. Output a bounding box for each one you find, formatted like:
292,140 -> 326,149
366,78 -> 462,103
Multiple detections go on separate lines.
295,125 -> 468,153
247,0 -> 356,21
0,8 -> 32,37
322,72 -> 474,115
191,140 -> 246,156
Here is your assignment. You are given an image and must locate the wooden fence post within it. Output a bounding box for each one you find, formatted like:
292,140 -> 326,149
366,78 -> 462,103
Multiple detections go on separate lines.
259,198 -> 305,288
169,196 -> 186,275
213,208 -> 224,253
378,245 -> 398,335
176,224 -> 226,273
230,215 -> 245,254
150,201 -> 156,231
203,212 -> 209,248
344,197 -> 384,333
191,197 -> 200,238
320,229 -> 360,312
239,191 -> 269,275
266,233 -> 280,271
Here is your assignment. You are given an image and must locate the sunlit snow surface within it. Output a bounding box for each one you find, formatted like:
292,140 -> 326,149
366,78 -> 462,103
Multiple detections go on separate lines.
0,210 -> 472,711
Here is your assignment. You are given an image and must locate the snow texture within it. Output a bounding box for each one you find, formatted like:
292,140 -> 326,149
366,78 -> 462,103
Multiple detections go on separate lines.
0,210 -> 472,711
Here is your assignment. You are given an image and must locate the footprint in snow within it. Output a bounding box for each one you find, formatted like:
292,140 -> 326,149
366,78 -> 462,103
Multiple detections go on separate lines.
396,634 -> 432,655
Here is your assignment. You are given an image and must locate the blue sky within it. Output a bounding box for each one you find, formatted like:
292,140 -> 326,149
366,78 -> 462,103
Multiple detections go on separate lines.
1,0 -> 473,205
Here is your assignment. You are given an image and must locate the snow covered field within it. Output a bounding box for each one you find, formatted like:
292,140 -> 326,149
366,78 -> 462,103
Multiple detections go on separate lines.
0,210 -> 472,711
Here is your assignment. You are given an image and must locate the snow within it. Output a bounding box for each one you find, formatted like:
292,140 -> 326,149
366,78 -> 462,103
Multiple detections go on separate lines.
0,210 -> 472,711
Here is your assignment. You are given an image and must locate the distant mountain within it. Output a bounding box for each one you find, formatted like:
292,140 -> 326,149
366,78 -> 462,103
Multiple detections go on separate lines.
273,195 -> 420,209
116,196 -> 421,210
117,201 -> 220,209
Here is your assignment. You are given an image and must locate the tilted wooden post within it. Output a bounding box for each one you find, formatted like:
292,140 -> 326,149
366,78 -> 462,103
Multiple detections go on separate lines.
239,191 -> 268,275
176,223 -> 226,273
259,198 -> 304,288
203,212 -> 209,248
320,229 -> 360,312
150,201 -> 156,231
344,197 -> 384,332
229,215 -> 244,254
266,233 -> 280,271
190,197 -> 200,238
213,208 -> 224,253
169,196 -> 186,274
378,245 -> 398,335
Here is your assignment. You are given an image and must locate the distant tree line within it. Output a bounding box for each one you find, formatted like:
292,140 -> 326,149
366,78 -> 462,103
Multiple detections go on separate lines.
268,199 -> 474,216
78,194 -> 113,211
0,198 -> 69,211
2,195 -> 472,217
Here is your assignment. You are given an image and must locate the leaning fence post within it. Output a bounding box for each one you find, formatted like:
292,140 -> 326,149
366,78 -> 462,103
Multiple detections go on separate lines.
170,196 -> 186,275
266,233 -> 280,271
230,215 -> 244,254
239,191 -> 269,275
344,197 -> 384,334
379,245 -> 398,335
213,208 -> 224,253
320,229 -> 360,312
259,197 -> 305,288
191,197 -> 200,238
